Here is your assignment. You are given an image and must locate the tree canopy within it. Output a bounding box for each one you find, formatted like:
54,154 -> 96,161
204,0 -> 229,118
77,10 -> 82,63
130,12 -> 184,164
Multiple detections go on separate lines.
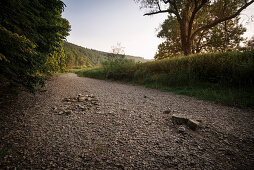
135,0 -> 254,55
0,0 -> 70,91
155,15 -> 246,59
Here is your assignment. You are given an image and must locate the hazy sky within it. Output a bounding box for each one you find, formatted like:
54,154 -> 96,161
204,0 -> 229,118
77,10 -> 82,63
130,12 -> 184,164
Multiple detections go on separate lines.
62,0 -> 254,59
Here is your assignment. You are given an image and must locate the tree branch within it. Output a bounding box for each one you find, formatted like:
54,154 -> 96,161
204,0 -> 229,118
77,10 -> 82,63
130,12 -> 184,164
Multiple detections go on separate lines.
191,0 -> 254,40
144,9 -> 175,16
188,0 -> 208,39
170,0 -> 181,21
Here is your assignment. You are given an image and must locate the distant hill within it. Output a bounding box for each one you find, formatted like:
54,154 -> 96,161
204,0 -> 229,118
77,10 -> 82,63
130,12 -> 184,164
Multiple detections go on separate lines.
63,42 -> 149,68
125,55 -> 150,63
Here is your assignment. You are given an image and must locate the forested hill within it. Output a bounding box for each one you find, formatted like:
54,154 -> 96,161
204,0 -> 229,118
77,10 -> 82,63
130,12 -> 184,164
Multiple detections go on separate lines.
63,42 -> 107,68
63,42 -> 149,68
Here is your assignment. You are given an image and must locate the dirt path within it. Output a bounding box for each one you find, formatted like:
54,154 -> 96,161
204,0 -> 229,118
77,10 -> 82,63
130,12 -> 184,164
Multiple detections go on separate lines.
0,73 -> 253,169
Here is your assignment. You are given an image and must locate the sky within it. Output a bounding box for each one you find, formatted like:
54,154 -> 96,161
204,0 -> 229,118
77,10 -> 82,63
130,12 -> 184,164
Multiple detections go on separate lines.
62,0 -> 254,59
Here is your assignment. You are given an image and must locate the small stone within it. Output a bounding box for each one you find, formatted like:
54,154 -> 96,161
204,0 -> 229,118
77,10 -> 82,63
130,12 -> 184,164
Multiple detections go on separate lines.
92,101 -> 99,105
64,98 -> 70,102
163,110 -> 171,114
121,108 -> 127,112
58,111 -> 63,115
64,111 -> 72,115
187,119 -> 201,131
178,126 -> 186,133
91,98 -> 98,102
172,114 -> 188,125
108,111 -> 114,115
78,96 -> 86,102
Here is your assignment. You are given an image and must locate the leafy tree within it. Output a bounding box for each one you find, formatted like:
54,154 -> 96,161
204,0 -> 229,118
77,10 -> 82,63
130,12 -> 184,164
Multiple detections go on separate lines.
0,0 -> 70,91
46,42 -> 67,73
244,36 -> 254,51
155,15 -> 246,59
135,0 -> 254,55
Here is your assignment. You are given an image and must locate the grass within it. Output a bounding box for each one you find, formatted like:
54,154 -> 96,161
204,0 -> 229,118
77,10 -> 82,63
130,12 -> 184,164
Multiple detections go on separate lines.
74,51 -> 254,108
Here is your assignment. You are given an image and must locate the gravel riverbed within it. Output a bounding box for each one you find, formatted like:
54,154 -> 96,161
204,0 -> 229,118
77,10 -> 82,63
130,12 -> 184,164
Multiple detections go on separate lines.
0,73 -> 253,169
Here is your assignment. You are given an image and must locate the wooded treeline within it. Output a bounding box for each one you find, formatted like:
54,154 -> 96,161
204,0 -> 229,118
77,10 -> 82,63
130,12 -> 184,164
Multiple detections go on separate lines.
63,42 -> 108,68
63,42 -> 149,69
0,0 -> 70,91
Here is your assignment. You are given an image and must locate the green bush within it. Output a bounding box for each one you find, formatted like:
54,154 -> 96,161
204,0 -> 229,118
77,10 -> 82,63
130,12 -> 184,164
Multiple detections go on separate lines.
102,58 -> 136,80
76,51 -> 254,107
133,51 -> 254,88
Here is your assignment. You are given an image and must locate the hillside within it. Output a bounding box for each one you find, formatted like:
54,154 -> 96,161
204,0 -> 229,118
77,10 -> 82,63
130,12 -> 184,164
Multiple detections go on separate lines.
63,42 -> 149,68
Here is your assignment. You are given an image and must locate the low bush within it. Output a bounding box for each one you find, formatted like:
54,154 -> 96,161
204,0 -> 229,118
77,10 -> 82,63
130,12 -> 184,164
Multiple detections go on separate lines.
76,51 -> 254,107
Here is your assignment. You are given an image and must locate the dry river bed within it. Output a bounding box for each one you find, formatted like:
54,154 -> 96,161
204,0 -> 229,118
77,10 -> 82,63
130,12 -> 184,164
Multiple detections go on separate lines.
0,73 -> 253,169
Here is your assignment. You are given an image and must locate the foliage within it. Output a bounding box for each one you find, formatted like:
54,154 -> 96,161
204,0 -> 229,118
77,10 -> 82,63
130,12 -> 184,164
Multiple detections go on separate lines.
63,42 -> 108,68
46,42 -> 67,73
155,15 -> 246,59
102,58 -> 136,80
244,36 -> 254,51
135,0 -> 254,55
76,51 -> 254,107
63,42 -> 148,69
0,26 -> 42,90
0,0 -> 70,91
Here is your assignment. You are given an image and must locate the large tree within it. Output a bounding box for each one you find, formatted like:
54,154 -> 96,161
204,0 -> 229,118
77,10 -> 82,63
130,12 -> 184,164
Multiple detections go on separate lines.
155,15 -> 246,59
0,0 -> 70,91
135,0 -> 254,55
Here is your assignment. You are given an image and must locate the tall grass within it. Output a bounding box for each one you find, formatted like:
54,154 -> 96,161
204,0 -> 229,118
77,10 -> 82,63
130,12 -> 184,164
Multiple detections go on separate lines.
76,51 -> 254,107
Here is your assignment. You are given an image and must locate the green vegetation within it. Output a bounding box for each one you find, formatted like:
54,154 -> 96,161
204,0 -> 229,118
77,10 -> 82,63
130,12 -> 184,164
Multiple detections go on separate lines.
155,15 -> 246,59
0,0 -> 70,92
63,42 -> 149,69
76,51 -> 254,107
136,0 -> 254,55
63,42 -> 108,68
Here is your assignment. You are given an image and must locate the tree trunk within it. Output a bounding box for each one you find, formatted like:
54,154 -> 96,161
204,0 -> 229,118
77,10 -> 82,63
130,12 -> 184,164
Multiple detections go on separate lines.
179,15 -> 192,56
182,42 -> 192,55
180,28 -> 192,56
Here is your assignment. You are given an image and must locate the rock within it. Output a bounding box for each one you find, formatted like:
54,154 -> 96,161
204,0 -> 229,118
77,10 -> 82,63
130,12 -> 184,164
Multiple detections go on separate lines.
178,126 -> 186,133
163,110 -> 171,114
58,111 -> 64,115
108,111 -> 114,115
91,98 -> 98,102
64,110 -> 72,115
52,107 -> 58,111
172,114 -> 188,125
121,108 -> 127,112
187,119 -> 201,130
78,96 -> 86,102
63,98 -> 70,102
91,101 -> 99,105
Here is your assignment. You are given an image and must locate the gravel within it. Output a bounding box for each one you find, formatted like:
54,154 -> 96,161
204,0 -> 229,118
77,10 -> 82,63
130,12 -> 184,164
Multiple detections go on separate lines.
0,73 -> 253,169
